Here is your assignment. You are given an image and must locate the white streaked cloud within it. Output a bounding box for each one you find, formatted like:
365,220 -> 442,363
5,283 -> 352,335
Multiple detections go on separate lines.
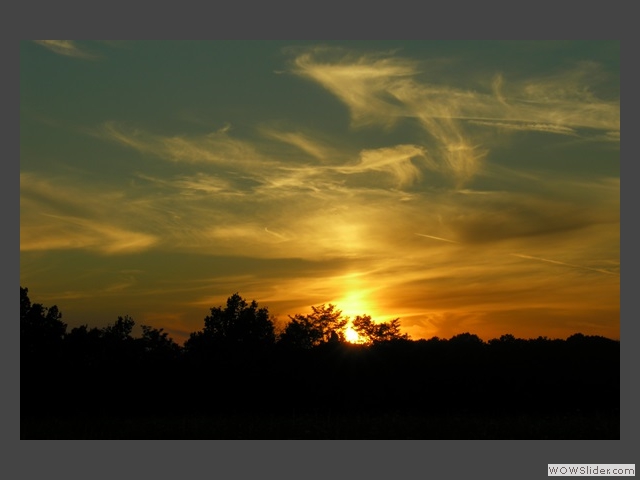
20,172 -> 158,254
469,120 -> 578,135
99,122 -> 269,168
33,40 -> 98,59
335,144 -> 430,188
605,131 -> 620,141
99,122 -> 435,192
289,47 -> 620,187
260,128 -> 338,162
21,212 -> 158,254
415,233 -> 459,244
21,145 -> 618,260
135,172 -> 239,196
291,48 -> 416,128
509,253 -> 619,276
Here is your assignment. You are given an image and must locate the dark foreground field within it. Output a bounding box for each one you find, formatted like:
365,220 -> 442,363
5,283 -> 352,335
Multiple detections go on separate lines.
22,410 -> 619,440
22,334 -> 620,440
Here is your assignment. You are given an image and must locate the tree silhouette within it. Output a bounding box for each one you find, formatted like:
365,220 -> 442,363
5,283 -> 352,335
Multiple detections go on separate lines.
185,293 -> 276,356
351,315 -> 409,344
211,293 -> 274,343
21,287 -> 69,417
102,315 -> 135,341
277,314 -> 321,349
448,332 -> 484,345
139,324 -> 181,357
20,287 -> 67,357
279,304 -> 348,349
64,324 -> 103,365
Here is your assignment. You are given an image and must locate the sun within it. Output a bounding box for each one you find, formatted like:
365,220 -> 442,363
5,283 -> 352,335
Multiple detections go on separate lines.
344,326 -> 362,344
335,290 -> 373,344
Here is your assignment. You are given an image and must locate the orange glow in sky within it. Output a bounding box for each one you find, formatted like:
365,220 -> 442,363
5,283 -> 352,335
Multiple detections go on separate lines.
20,41 -> 619,344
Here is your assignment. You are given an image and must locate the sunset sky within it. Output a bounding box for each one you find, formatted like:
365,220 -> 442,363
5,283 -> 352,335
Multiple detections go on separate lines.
20,41 -> 620,344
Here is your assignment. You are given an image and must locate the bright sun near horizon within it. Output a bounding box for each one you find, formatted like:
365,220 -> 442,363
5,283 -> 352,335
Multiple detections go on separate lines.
20,40 -> 619,345
344,326 -> 362,344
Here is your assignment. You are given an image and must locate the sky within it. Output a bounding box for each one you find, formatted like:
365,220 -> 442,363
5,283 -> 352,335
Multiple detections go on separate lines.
20,40 -> 620,344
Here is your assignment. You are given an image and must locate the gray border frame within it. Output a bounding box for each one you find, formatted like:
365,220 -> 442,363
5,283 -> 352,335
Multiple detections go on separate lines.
9,4 -> 633,480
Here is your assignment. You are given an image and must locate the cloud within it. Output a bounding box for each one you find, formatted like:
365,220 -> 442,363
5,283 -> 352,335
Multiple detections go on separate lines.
336,144 -> 429,188
21,164 -> 619,341
443,191 -> 617,244
204,225 -> 291,244
98,122 -> 440,194
605,131 -> 620,141
291,48 -> 416,129
414,233 -> 459,244
33,40 -> 98,59
20,172 -> 158,254
56,113 -> 620,269
260,128 -> 337,162
99,122 -> 268,168
469,120 -> 578,135
509,253 -> 619,276
135,172 -> 239,196
21,212 -> 158,254
289,47 -> 620,187
366,242 -> 619,340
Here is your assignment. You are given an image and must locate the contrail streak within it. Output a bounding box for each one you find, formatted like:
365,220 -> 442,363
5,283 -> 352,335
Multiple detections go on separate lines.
414,233 -> 617,275
415,233 -> 459,244
265,227 -> 287,240
510,253 -> 618,276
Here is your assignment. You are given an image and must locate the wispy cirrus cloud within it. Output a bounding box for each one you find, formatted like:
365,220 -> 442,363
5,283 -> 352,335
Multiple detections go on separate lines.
289,47 -> 620,187
89,118 -> 620,260
468,120 -> 578,135
99,122 -> 435,192
135,172 -> 239,196
445,190 -> 618,245
20,172 -> 158,254
33,40 -> 98,59
20,163 -> 619,340
335,145 -> 429,188
291,48 -> 416,129
291,49 -> 620,133
509,253 -> 619,276
99,122 -> 267,168
21,212 -> 158,254
260,128 -> 339,162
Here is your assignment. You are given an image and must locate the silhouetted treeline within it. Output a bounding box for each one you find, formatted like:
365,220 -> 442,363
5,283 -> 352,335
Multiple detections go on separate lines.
21,288 -> 619,420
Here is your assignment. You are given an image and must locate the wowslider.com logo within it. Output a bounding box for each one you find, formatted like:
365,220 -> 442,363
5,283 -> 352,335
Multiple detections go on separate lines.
548,465 -> 635,476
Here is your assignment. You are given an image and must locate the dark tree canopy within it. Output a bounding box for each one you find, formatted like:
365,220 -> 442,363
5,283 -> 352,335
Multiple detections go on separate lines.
279,304 -> 348,349
102,315 -> 135,342
277,315 -> 321,349
20,287 -> 67,356
352,315 -> 409,344
448,332 -> 484,345
139,324 -> 181,357
186,293 -> 276,352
